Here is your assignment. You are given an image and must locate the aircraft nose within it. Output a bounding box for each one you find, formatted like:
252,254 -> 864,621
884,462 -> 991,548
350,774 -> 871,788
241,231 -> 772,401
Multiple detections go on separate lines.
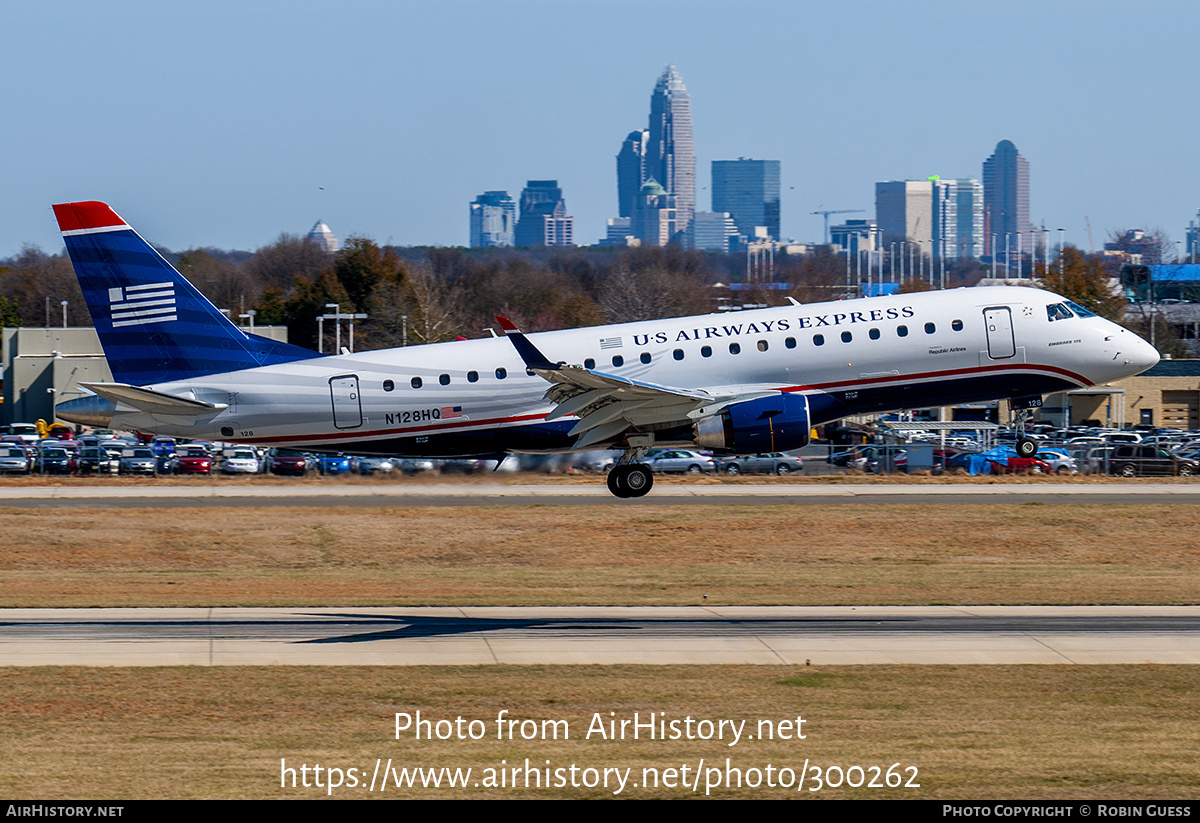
1123,328 -> 1160,373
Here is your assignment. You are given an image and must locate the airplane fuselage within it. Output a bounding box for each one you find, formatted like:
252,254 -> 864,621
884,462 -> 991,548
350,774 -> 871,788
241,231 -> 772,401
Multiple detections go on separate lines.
102,286 -> 1158,457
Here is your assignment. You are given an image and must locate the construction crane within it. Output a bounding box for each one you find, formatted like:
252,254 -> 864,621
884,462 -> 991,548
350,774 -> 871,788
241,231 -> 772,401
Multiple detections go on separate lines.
812,209 -> 865,244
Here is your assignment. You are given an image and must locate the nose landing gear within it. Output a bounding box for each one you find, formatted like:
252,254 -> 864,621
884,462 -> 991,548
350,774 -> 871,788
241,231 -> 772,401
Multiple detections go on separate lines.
1009,396 -> 1043,458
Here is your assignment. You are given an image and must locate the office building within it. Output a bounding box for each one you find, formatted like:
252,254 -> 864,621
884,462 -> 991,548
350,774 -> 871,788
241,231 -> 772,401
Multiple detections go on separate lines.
875,180 -> 933,248
689,211 -> 739,252
469,191 -> 516,248
830,219 -> 880,256
631,179 -> 677,248
616,129 -> 648,219
307,220 -> 339,254
982,139 -> 1033,257
711,158 -> 781,240
646,65 -> 695,238
514,180 -> 575,247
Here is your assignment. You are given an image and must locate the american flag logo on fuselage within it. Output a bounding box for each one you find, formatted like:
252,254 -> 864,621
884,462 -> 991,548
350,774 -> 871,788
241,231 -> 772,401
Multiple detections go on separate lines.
108,282 -> 176,327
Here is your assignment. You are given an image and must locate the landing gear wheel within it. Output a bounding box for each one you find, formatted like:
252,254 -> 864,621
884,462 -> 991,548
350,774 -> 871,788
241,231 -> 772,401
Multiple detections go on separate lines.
1015,437 -> 1038,458
623,464 -> 653,497
607,465 -> 629,497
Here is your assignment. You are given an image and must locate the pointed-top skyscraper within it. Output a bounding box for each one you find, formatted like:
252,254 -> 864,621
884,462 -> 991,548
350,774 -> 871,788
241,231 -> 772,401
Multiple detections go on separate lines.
646,65 -> 695,240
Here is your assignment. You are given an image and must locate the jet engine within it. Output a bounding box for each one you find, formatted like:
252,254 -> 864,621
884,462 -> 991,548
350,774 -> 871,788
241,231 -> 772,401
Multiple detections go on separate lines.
694,393 -> 810,454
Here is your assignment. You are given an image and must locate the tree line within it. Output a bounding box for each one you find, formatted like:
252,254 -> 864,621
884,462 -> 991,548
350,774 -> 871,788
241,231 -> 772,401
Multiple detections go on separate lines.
0,233 -> 1187,357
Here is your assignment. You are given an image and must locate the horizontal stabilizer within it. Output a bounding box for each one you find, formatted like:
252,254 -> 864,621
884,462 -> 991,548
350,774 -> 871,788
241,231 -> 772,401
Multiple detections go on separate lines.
80,382 -> 227,417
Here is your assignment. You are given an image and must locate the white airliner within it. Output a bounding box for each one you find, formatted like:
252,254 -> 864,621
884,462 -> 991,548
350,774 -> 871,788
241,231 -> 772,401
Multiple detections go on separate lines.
53,201 -> 1159,497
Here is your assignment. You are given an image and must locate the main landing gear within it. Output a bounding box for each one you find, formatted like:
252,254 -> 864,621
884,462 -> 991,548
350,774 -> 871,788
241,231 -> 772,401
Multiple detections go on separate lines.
607,463 -> 654,498
606,435 -> 654,498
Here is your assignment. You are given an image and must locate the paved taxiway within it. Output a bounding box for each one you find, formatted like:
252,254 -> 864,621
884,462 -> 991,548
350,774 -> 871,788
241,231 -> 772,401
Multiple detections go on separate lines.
2,482 -> 1200,507
3,606 -> 1199,666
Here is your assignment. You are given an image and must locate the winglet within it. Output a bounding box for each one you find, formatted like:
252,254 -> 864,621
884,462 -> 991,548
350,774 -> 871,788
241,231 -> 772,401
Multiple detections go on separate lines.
494,315 -> 558,371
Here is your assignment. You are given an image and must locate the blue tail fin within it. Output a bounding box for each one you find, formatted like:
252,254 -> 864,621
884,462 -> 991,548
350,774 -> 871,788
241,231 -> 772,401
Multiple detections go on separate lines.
54,201 -> 320,386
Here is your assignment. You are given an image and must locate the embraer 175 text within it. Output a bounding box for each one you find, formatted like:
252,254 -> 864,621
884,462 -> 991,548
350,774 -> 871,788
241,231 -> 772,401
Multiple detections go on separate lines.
53,201 -> 1160,497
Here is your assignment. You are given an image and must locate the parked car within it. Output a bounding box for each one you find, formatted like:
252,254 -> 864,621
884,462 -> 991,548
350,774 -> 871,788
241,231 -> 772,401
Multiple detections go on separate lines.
267,449 -> 310,476
352,456 -> 395,475
118,447 -> 157,475
317,454 -> 352,475
221,448 -> 262,474
77,446 -> 118,475
719,452 -> 803,475
644,449 -> 716,473
1108,445 -> 1199,477
35,446 -> 77,475
171,445 -> 213,474
0,446 -> 32,474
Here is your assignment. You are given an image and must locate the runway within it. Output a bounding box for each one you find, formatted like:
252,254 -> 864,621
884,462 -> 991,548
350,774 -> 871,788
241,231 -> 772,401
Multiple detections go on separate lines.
3,606 -> 1199,666
2,482 -> 1200,507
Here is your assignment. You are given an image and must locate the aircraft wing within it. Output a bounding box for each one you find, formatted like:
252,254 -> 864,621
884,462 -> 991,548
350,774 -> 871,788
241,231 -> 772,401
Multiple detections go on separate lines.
495,317 -> 776,448
80,382 -> 228,417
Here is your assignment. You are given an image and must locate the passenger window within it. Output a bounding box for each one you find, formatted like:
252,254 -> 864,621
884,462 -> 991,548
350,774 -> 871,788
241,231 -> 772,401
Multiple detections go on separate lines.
840,331 -> 852,343
467,371 -> 478,383
411,377 -> 423,389
814,334 -> 825,346
439,374 -> 450,385
729,342 -> 741,355
495,368 -> 507,380
584,358 -> 595,369
897,325 -> 908,337
952,319 -> 964,331
924,322 -> 936,334
701,345 -> 713,358
640,352 -> 651,364
383,380 -> 395,392
868,328 -> 880,340
785,337 -> 796,349
612,355 -> 624,367
672,349 -> 684,361
757,340 -> 768,352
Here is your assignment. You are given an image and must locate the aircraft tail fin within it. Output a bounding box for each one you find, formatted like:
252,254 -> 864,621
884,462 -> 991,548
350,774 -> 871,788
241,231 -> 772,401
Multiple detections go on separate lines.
53,201 -> 319,386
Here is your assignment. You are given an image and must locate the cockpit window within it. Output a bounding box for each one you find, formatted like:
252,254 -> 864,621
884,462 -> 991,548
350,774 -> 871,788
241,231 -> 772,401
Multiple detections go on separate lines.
1046,303 -> 1074,321
1064,300 -> 1097,318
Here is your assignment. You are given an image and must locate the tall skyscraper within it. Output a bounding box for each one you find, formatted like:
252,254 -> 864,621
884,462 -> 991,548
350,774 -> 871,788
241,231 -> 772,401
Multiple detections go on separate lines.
645,65 -> 695,239
982,139 -> 1033,257
469,191 -> 516,248
514,180 -> 574,247
712,158 -> 781,240
616,129 -> 648,219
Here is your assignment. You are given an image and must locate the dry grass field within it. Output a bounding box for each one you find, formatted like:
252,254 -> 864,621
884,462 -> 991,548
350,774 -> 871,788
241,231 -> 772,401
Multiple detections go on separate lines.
2,664 -> 1197,799
3,493 -> 1197,799
1,502 -> 1197,607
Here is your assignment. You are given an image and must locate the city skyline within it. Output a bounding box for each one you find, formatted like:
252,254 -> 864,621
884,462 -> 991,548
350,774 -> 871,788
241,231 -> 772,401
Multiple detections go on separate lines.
4,2 -> 1199,259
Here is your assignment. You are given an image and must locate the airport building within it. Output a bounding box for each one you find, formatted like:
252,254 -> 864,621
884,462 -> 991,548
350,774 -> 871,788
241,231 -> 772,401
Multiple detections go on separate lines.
1,326 -> 288,427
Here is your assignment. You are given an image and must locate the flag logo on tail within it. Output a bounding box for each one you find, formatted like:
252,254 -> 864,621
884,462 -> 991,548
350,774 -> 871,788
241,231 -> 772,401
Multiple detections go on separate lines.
108,282 -> 177,327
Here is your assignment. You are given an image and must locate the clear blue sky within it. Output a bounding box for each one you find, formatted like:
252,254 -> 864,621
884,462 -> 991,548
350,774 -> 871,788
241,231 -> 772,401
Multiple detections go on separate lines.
4,0 -> 1199,258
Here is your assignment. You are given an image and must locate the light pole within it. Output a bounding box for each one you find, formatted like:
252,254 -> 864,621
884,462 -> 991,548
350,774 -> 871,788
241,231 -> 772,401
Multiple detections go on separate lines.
1058,228 -> 1066,273
60,300 -> 68,328
325,303 -> 340,353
